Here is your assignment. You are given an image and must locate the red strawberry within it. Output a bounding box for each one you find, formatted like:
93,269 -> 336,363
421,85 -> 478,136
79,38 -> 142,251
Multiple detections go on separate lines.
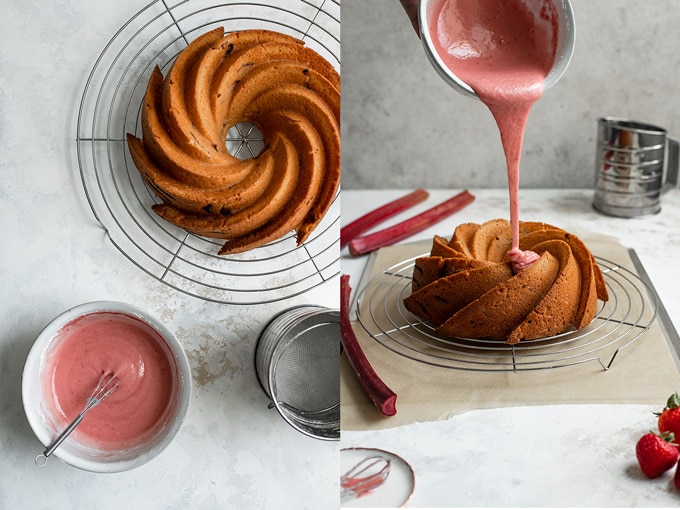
675,458 -> 680,490
635,432 -> 679,478
657,392 -> 680,439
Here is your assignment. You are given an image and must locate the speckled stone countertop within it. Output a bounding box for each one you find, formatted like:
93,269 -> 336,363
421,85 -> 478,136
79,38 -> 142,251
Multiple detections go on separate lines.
0,1 -> 338,508
4,0 -> 680,506
341,188 -> 680,507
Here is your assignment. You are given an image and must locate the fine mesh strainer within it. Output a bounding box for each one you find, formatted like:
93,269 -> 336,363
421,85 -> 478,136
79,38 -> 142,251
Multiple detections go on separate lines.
255,306 -> 340,440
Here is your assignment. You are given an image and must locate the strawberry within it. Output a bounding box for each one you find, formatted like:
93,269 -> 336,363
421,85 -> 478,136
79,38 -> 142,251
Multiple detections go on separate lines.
635,432 -> 679,478
675,458 -> 680,490
656,392 -> 680,439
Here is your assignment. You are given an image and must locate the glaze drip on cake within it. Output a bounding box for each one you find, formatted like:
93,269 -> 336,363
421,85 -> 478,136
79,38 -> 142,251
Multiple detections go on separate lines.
427,0 -> 560,269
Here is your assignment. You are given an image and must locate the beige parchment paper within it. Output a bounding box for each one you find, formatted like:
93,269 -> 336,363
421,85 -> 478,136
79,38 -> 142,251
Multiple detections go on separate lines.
341,231 -> 680,431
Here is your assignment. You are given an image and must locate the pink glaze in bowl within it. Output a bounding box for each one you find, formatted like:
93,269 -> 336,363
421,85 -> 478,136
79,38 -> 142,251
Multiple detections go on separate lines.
22,301 -> 191,473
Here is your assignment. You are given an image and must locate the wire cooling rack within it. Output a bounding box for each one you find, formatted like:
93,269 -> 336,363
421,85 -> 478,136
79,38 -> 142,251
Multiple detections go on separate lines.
354,255 -> 658,372
76,0 -> 340,304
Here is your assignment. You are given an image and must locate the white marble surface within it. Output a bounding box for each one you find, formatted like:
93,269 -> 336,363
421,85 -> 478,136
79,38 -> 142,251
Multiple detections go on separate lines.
341,188 -> 680,507
4,0 -> 680,506
343,404 -> 680,508
341,0 -> 680,189
0,1 -> 338,509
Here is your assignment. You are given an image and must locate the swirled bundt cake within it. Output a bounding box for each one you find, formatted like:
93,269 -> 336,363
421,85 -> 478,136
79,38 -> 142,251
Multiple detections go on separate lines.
126,27 -> 340,254
403,219 -> 609,344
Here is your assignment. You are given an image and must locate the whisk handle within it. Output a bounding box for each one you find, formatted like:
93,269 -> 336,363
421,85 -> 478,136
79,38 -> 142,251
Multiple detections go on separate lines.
35,413 -> 85,466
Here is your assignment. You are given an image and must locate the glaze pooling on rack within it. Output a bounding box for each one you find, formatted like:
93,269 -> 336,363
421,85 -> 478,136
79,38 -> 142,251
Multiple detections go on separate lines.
76,0 -> 340,304
354,255 -> 658,372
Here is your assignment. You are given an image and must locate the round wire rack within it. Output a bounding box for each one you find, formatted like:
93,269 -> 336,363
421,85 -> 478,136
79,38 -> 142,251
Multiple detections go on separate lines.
76,0 -> 340,305
354,255 -> 658,372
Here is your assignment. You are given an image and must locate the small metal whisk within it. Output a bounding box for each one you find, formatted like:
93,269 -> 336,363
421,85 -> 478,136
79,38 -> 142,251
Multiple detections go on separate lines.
340,454 -> 391,500
35,372 -> 118,466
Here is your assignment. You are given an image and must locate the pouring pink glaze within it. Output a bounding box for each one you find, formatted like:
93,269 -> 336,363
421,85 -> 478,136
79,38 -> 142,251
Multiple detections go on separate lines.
427,0 -> 559,272
43,312 -> 177,450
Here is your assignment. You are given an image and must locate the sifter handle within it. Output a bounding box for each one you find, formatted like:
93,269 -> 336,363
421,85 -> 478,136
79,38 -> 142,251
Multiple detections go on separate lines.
665,137 -> 680,189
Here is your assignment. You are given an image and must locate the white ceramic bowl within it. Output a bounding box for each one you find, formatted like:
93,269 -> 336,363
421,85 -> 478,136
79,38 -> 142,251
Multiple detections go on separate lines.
419,0 -> 576,99
22,301 -> 191,473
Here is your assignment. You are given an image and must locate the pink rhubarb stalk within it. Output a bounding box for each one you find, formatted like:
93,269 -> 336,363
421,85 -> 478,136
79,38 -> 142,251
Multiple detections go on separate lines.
340,188 -> 430,248
348,190 -> 475,256
340,274 -> 397,416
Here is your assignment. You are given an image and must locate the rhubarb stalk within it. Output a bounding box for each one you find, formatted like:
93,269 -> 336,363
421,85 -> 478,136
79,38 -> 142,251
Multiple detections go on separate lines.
348,190 -> 475,256
340,274 -> 397,417
340,188 -> 430,248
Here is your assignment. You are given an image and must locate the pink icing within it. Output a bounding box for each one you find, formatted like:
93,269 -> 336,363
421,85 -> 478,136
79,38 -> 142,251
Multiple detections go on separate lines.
428,0 -> 558,271
43,312 -> 177,450
507,247 -> 541,273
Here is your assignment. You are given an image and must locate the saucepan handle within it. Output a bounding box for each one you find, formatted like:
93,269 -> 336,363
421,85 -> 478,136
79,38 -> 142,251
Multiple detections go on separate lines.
665,137 -> 679,189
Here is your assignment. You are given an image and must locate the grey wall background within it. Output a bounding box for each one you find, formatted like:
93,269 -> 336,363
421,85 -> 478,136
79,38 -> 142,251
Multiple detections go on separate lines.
341,0 -> 680,189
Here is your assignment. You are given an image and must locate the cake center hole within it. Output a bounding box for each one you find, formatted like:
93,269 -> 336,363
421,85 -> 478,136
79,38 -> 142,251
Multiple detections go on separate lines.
226,122 -> 264,160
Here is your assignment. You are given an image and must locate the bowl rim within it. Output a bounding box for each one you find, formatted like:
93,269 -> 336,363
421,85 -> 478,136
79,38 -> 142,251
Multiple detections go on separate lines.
22,300 -> 192,473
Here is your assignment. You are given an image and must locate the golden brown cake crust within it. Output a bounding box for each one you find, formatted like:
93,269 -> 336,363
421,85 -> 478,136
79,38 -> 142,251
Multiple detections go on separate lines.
127,27 -> 340,254
404,262 -> 514,327
436,251 -> 560,340
404,219 -> 609,343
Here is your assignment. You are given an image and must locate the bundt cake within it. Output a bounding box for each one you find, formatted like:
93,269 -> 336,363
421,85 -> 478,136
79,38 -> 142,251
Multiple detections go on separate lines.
403,219 -> 609,344
126,27 -> 340,254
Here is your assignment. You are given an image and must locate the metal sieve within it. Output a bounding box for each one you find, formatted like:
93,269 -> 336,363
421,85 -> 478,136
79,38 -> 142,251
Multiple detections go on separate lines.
593,117 -> 680,217
255,306 -> 340,440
